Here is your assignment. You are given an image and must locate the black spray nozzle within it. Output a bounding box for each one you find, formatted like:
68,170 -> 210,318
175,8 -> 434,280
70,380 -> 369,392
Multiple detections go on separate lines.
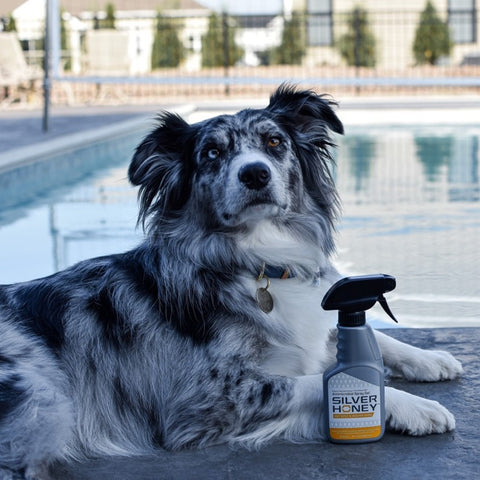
321,274 -> 398,325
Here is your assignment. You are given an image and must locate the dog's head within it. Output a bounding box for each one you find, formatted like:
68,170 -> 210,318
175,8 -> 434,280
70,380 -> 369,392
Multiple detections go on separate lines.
129,85 -> 343,242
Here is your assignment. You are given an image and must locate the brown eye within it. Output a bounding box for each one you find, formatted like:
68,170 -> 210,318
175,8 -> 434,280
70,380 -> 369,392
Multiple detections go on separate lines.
268,137 -> 281,147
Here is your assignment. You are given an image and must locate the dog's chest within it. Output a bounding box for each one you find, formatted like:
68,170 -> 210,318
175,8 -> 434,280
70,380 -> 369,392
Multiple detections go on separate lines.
242,275 -> 336,377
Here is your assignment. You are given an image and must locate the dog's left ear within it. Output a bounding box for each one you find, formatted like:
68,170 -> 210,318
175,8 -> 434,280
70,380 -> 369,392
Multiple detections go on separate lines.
265,84 -> 344,137
128,112 -> 195,227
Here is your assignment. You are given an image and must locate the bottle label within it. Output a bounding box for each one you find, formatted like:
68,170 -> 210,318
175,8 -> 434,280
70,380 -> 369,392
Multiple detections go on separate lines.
327,372 -> 382,441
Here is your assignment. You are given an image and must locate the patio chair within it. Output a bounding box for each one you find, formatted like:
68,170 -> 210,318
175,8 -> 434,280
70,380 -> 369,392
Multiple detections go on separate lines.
84,30 -> 134,76
83,30 -> 133,102
0,32 -> 42,105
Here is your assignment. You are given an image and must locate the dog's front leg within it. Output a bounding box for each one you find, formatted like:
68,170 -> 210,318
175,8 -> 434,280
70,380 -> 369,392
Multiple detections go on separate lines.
232,373 -> 325,446
374,330 -> 463,382
162,365 -> 326,449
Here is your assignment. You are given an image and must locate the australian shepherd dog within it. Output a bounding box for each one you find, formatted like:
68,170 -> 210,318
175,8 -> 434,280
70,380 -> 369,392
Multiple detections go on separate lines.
0,85 -> 462,479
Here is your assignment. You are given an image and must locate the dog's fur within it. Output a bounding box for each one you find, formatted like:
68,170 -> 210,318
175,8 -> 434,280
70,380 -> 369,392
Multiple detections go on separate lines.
0,85 -> 463,479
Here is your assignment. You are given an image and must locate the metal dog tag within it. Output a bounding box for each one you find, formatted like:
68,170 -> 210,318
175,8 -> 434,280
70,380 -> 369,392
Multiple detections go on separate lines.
256,274 -> 274,313
256,287 -> 273,313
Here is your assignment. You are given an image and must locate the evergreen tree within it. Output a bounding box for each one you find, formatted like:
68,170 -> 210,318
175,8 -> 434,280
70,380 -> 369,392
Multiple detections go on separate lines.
151,14 -> 184,69
60,9 -> 71,70
413,1 -> 451,65
102,3 -> 116,29
60,9 -> 68,50
201,13 -> 243,68
271,12 -> 306,65
337,6 -> 376,67
3,14 -> 17,32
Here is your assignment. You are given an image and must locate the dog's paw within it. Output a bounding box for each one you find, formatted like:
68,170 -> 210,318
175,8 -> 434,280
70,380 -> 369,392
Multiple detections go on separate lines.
391,348 -> 463,382
386,387 -> 455,436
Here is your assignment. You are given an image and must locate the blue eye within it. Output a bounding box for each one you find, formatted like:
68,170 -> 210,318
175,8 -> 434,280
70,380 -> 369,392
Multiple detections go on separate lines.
207,148 -> 220,160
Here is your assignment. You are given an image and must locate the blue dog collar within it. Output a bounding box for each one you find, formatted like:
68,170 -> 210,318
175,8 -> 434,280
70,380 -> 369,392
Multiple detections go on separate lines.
257,263 -> 294,280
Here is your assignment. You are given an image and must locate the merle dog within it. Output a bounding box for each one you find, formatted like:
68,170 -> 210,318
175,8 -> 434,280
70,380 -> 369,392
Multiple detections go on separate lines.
0,85 -> 462,479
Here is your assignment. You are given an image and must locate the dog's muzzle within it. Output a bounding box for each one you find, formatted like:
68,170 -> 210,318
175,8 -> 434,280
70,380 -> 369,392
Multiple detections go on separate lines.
219,155 -> 287,226
238,162 -> 271,190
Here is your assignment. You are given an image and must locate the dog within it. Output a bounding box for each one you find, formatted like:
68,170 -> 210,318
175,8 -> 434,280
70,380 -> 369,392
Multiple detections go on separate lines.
0,85 -> 463,479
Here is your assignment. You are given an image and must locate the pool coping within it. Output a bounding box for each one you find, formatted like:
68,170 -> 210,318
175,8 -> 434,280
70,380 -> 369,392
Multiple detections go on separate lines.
0,104 -> 196,176
338,105 -> 480,128
187,96 -> 480,129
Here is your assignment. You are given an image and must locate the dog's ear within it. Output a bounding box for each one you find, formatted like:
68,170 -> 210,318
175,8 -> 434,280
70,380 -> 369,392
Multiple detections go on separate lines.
128,112 -> 195,227
266,84 -> 342,225
266,84 -> 344,136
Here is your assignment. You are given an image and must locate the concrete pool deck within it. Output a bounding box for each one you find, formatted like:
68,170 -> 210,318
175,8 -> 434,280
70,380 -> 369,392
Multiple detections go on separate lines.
2,94 -> 480,156
50,328 -> 479,480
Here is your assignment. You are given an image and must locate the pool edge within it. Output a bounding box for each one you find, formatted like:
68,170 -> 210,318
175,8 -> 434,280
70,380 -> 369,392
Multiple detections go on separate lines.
0,104 -> 196,176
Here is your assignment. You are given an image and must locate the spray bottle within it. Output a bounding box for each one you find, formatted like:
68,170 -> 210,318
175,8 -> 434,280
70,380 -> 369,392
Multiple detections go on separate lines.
321,274 -> 398,443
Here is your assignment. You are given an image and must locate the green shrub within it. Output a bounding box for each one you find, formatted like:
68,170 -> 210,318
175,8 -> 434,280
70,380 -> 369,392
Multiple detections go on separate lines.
4,14 -> 17,32
270,12 -> 306,65
103,3 -> 116,29
337,6 -> 376,68
152,14 -> 184,69
413,1 -> 451,65
201,13 -> 243,68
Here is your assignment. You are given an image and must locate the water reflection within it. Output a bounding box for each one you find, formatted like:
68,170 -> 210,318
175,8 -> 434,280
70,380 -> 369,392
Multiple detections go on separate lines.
48,172 -> 143,272
415,136 -> 453,182
448,136 -> 479,202
337,129 -> 480,204
415,133 -> 480,202
336,127 -> 480,327
342,136 -> 376,193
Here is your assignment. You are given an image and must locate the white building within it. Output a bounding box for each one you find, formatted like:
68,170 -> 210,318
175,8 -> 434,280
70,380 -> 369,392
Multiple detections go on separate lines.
303,0 -> 480,68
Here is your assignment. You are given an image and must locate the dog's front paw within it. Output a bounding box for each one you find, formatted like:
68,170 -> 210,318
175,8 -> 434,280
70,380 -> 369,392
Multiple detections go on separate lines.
392,348 -> 463,382
386,387 -> 455,436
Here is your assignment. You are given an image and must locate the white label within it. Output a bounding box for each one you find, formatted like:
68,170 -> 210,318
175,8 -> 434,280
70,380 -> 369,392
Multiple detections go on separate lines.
327,372 -> 382,441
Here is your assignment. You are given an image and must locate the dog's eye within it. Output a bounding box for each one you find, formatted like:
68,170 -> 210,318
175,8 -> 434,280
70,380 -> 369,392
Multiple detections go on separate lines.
207,148 -> 220,160
268,137 -> 281,147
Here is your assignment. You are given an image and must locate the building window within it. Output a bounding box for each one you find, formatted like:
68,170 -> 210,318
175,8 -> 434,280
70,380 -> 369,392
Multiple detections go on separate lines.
448,0 -> 477,44
307,0 -> 333,46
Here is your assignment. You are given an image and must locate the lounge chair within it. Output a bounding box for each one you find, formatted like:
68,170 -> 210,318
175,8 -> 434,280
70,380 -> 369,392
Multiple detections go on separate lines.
0,32 -> 42,105
83,30 -> 135,102
84,30 -> 132,76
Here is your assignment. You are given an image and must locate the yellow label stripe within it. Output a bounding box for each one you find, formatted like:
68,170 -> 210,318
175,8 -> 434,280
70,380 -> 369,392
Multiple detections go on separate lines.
330,426 -> 382,440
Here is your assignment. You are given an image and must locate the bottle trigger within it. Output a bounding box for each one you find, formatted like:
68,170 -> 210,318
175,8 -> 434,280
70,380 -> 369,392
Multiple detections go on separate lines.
378,294 -> 398,323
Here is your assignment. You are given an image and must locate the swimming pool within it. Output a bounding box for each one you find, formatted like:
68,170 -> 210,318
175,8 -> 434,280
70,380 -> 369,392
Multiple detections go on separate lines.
0,121 -> 478,328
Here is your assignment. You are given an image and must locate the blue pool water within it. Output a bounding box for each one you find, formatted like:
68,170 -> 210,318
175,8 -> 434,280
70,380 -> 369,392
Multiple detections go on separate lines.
0,122 -> 478,328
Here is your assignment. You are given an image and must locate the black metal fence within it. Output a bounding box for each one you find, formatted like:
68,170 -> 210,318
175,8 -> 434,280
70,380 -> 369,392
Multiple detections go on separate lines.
4,2 -> 480,105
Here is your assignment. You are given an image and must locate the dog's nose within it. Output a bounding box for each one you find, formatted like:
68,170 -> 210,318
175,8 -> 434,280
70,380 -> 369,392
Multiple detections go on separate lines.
238,162 -> 271,190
